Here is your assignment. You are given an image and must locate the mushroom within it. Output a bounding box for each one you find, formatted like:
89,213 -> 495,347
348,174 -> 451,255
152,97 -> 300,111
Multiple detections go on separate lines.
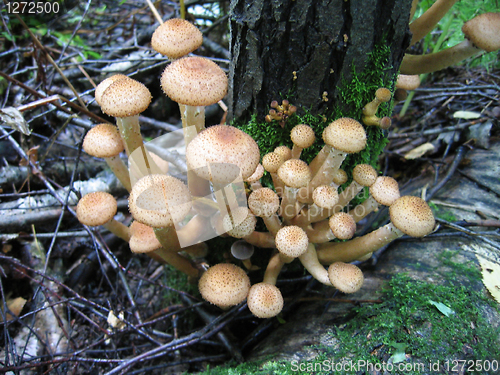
299,118 -> 367,203
275,225 -> 309,263
362,88 -> 392,117
83,123 -> 131,192
277,159 -> 312,221
97,76 -> 152,155
262,152 -> 285,196
248,187 -> 282,236
222,207 -> 275,248
328,262 -> 364,294
305,212 -> 356,243
290,124 -> 315,159
231,240 -> 259,271
161,56 -> 228,144
335,164 -> 378,211
76,192 -> 130,242
273,145 -> 293,162
362,115 -> 392,130
400,13 -> 500,75
198,263 -> 251,309
347,176 -> 400,222
247,282 -> 284,318
290,185 -> 338,227
151,18 -> 203,60
245,163 -> 264,191
316,195 -> 435,264
299,243 -> 332,286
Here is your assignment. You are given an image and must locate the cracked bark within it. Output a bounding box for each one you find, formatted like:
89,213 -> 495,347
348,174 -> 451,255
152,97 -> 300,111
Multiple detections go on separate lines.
228,0 -> 412,122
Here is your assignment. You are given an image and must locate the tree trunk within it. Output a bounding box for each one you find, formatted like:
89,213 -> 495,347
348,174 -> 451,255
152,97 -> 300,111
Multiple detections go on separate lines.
228,0 -> 412,123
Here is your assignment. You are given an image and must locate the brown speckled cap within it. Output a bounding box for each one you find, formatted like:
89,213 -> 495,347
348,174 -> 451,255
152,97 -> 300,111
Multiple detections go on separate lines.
262,152 -> 284,174
151,18 -> 202,59
248,188 -> 280,218
389,195 -> 435,237
329,212 -> 356,240
290,124 -> 315,149
198,263 -> 250,309
352,164 -> 378,187
275,225 -> 309,258
462,13 -> 500,52
312,185 -> 339,209
161,56 -> 227,106
186,125 -> 260,182
322,118 -> 367,153
76,192 -> 117,226
277,159 -> 312,189
129,221 -> 162,254
95,74 -> 128,106
222,207 -> 257,238
247,283 -> 284,318
128,174 -> 192,228
328,262 -> 364,294
370,176 -> 400,206
83,124 -> 124,158
99,77 -> 152,118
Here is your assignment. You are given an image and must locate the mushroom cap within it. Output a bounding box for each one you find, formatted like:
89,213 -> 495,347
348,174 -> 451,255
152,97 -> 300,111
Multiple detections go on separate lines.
151,18 -> 202,59
76,192 -> 117,226
248,188 -> 280,218
389,195 -> 435,237
275,225 -> 309,258
129,174 -> 192,228
198,263 -> 251,309
396,74 -> 421,90
95,74 -> 128,106
245,163 -> 264,183
352,164 -> 378,187
369,176 -> 400,206
462,12 -> 500,52
83,124 -> 124,158
186,125 -> 260,183
277,159 -> 312,189
322,118 -> 367,153
231,240 -> 254,260
332,169 -> 348,186
290,124 -> 316,149
329,212 -> 356,240
375,87 -> 392,102
328,262 -> 364,294
222,207 -> 257,238
247,283 -> 284,318
262,152 -> 284,173
161,56 -> 228,106
129,221 -> 162,254
274,145 -> 292,162
99,77 -> 152,117
312,185 -> 339,209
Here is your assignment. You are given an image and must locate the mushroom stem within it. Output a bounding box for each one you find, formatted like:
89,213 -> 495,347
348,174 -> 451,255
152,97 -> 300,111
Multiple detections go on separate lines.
409,0 -> 459,46
103,220 -> 131,242
105,156 -> 132,192
263,252 -> 285,285
179,104 -> 206,144
316,222 -> 403,264
304,220 -> 335,243
116,115 -> 145,156
299,243 -> 332,286
243,231 -> 276,248
347,196 -> 380,223
153,226 -> 200,277
400,40 -> 481,75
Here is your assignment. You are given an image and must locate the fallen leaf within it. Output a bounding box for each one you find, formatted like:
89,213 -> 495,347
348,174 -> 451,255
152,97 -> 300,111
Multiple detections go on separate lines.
428,300 -> 455,317
404,142 -> 435,160
453,110 -> 481,119
476,255 -> 500,304
0,296 -> 27,322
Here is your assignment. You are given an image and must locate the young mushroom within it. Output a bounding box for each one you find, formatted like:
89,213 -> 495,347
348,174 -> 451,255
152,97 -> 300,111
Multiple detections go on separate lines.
248,187 -> 282,236
198,263 -> 251,309
316,195 -> 435,264
277,159 -> 312,221
328,262 -> 364,294
275,225 -> 309,263
83,123 -> 131,192
247,282 -> 284,318
362,88 -> 392,117
290,124 -> 316,159
76,192 -> 130,242
151,18 -> 203,60
231,240 -> 259,271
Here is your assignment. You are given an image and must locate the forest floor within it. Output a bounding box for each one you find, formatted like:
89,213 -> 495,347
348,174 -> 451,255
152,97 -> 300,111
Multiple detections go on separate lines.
1,1 -> 500,374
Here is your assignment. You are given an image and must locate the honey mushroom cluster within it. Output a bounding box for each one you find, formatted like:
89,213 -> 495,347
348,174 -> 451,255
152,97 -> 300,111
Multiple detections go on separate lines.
264,99 -> 297,128
74,18 -> 437,320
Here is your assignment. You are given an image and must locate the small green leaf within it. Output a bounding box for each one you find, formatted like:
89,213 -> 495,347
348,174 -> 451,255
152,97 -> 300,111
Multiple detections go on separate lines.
428,300 -> 455,317
388,342 -> 407,363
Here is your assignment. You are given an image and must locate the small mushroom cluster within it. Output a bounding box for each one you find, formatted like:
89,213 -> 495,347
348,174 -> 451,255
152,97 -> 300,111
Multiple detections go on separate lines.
265,99 -> 297,128
76,18 -> 436,320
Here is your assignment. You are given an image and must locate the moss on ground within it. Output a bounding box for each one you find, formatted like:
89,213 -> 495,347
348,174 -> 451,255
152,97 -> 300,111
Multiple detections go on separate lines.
197,257 -> 500,375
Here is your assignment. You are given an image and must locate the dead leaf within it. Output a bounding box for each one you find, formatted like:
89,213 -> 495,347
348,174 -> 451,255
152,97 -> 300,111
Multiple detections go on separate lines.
0,296 -> 27,322
404,142 -> 435,160
0,107 -> 31,135
453,110 -> 481,119
476,254 -> 500,304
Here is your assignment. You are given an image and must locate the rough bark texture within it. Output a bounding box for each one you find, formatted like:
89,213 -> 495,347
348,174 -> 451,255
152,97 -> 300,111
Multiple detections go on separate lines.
228,0 -> 413,122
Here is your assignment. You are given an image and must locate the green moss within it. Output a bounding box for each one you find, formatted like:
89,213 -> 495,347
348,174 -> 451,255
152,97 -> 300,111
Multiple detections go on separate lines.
198,264 -> 499,375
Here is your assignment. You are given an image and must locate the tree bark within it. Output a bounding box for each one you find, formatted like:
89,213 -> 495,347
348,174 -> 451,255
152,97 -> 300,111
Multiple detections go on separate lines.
228,0 -> 413,123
